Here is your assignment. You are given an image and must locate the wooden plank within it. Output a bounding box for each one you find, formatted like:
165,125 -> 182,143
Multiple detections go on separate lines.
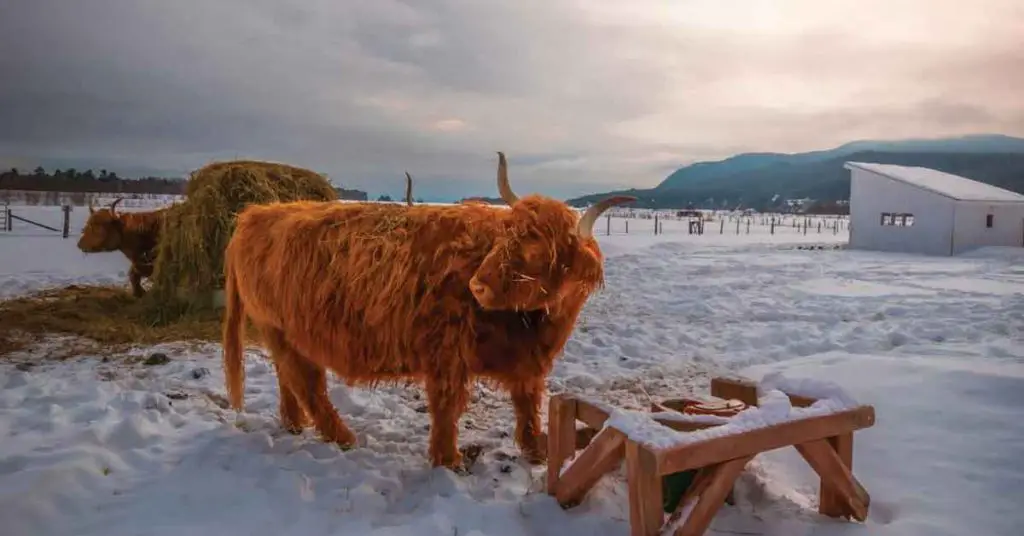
546,395 -> 578,495
657,406 -> 875,475
787,393 -> 818,408
575,396 -> 722,434
663,465 -> 715,530
575,398 -> 611,430
710,376 -> 817,407
537,425 -> 601,456
626,441 -> 664,536
675,455 -> 753,536
709,377 -> 758,405
819,433 -> 854,518
554,427 -> 626,506
679,466 -> 714,506
795,439 -> 870,522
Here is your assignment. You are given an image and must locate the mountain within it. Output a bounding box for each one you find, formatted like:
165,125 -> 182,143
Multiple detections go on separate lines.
568,135 -> 1024,210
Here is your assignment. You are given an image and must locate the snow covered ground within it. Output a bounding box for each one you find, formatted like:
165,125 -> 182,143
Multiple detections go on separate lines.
1,201 -> 1022,536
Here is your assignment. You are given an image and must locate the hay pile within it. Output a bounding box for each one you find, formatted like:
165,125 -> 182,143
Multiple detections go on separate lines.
0,285 -> 226,356
148,160 -> 337,316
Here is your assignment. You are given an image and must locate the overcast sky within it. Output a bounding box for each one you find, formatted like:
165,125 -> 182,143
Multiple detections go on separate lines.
1,0 -> 1022,200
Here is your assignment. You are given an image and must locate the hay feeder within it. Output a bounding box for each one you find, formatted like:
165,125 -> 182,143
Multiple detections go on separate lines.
148,160 -> 337,317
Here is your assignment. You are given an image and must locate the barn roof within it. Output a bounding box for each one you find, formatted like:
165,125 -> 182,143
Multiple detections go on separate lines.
845,162 -> 1024,203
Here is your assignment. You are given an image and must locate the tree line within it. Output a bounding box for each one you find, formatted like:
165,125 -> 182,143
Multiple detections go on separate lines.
0,167 -> 186,195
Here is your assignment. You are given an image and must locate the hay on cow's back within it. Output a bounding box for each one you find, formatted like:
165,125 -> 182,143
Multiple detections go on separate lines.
148,160 -> 337,318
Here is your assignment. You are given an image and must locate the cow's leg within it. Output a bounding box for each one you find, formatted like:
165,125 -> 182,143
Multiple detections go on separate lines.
278,358 -> 353,446
425,373 -> 470,469
261,328 -> 356,448
128,265 -> 145,297
272,362 -> 310,434
509,376 -> 546,464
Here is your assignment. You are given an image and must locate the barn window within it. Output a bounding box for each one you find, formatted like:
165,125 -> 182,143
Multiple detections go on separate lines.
986,214 -> 994,228
880,212 -> 914,227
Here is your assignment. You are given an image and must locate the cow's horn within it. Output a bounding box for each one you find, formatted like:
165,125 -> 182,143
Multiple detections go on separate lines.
405,172 -> 413,206
578,196 -> 636,239
496,151 -> 518,205
109,197 -> 124,217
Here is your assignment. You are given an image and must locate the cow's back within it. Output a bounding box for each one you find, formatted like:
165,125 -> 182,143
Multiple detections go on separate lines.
228,200 -> 501,379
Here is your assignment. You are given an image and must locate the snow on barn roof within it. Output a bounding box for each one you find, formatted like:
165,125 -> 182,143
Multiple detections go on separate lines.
844,162 -> 1024,203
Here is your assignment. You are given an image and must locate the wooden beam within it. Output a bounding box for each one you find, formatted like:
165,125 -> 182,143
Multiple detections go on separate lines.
576,396 -> 723,434
575,398 -> 611,430
709,377 -> 758,405
626,441 -> 665,536
657,406 -> 875,475
537,424 -> 600,458
710,376 -> 817,408
546,395 -> 578,494
674,456 -> 753,536
795,439 -> 870,521
554,427 -> 626,507
819,433 -> 854,518
663,465 -> 714,530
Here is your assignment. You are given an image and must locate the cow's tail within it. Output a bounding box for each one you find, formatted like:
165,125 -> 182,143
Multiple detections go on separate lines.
222,252 -> 246,411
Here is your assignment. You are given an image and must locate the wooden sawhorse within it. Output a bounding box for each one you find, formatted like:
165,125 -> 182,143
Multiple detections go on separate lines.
546,376 -> 875,536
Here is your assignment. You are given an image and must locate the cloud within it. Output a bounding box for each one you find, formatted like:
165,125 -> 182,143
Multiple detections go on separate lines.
1,0 -> 1022,200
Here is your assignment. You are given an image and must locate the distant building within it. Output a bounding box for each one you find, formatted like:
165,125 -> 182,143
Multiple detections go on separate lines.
845,162 -> 1024,256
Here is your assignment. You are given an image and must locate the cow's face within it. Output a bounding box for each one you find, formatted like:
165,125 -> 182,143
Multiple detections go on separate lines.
77,199 -> 125,253
469,196 -> 606,313
468,152 -> 635,313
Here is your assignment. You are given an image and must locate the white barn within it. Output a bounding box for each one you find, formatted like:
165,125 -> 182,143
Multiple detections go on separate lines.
845,162 -> 1024,256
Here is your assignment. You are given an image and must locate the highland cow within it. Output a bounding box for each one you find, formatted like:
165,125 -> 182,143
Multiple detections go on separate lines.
221,152 -> 633,469
76,197 -> 168,297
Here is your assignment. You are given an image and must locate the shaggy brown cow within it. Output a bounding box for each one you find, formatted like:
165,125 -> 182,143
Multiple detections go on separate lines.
76,197 -> 168,297
221,152 -> 634,469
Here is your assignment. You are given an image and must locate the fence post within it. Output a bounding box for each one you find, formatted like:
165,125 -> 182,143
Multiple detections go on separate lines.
735,219 -> 740,234
770,218 -> 776,235
62,205 -> 71,238
625,220 -> 629,234
719,219 -> 725,234
654,214 -> 659,235
606,214 -> 611,236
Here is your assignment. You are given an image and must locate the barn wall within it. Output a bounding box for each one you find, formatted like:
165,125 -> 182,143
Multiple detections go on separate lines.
849,168 -> 955,256
952,202 -> 1024,253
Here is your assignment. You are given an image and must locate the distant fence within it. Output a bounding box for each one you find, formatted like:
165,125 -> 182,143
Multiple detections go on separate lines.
594,209 -> 849,237
0,189 -> 184,208
0,203 -> 73,238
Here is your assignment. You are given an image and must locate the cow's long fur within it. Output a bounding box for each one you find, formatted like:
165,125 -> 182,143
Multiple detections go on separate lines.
76,198 -> 168,297
222,154 -> 630,468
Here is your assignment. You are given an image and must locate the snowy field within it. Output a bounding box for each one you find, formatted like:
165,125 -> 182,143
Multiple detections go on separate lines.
1,200 -> 1023,536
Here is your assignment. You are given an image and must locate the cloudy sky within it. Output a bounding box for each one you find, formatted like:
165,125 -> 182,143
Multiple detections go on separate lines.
1,0 -> 1022,200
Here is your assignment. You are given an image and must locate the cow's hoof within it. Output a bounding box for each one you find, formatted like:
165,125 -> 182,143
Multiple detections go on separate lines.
433,452 -> 466,472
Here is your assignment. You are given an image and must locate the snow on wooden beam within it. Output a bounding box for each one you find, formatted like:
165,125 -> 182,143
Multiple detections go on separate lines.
656,405 -> 875,475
